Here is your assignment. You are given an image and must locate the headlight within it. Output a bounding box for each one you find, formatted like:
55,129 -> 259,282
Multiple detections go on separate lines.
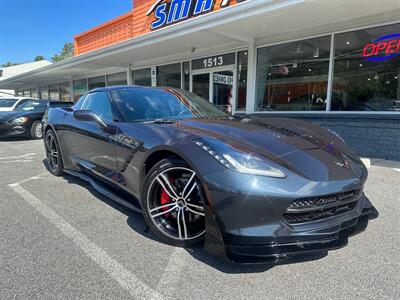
10,117 -> 28,125
195,138 -> 286,178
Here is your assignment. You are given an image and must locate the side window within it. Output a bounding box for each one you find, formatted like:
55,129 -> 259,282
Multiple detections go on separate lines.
82,92 -> 113,122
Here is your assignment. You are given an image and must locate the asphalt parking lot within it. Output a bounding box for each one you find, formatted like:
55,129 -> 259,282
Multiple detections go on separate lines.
0,139 -> 399,299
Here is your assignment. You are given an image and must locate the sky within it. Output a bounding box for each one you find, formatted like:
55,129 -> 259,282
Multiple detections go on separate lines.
0,0 -> 132,65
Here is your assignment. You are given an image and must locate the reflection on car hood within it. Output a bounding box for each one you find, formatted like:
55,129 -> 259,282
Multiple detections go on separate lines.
0,111 -> 31,122
174,117 -> 365,182
178,117 -> 332,156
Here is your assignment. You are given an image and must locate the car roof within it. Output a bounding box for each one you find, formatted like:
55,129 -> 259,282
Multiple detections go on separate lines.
0,97 -> 42,101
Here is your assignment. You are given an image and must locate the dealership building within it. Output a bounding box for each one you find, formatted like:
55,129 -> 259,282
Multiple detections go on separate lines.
0,0 -> 399,159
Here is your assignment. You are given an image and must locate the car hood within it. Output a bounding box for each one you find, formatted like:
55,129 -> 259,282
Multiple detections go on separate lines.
0,111 -> 27,122
174,117 -> 366,182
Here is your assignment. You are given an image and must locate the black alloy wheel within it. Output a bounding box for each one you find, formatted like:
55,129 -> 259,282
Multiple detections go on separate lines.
142,158 -> 206,247
31,121 -> 43,139
45,130 -> 64,176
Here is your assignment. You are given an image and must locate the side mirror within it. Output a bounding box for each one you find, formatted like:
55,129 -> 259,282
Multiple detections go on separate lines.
73,110 -> 107,129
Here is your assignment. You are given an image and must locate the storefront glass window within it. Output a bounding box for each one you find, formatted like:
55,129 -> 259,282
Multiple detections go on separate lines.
133,68 -> 152,86
40,87 -> 49,100
332,23 -> 400,111
256,36 -> 331,111
183,61 -> 190,90
59,82 -> 71,102
237,50 -> 248,111
23,89 -> 31,97
88,75 -> 106,90
16,90 -> 23,97
73,79 -> 88,101
107,72 -> 127,86
49,84 -> 60,100
157,63 -> 181,88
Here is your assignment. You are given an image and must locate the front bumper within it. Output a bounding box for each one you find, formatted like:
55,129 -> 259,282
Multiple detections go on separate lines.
202,169 -> 378,263
0,122 -> 28,137
224,200 -> 378,263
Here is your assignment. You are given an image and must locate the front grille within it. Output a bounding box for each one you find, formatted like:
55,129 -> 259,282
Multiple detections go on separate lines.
283,189 -> 362,224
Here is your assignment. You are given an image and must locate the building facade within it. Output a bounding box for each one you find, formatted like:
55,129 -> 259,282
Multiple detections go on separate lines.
0,0 -> 399,159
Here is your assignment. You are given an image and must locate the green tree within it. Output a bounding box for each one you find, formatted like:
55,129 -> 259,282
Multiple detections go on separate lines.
1,62 -> 19,67
51,42 -> 74,63
34,55 -> 46,61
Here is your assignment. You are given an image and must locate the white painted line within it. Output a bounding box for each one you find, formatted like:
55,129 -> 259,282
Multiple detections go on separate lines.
0,153 -> 36,160
0,159 -> 34,163
394,168 -> 400,174
8,172 -> 49,186
8,183 -> 163,300
154,247 -> 186,299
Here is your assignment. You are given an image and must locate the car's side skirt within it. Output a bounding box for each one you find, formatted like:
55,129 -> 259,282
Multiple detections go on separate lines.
64,169 -> 142,213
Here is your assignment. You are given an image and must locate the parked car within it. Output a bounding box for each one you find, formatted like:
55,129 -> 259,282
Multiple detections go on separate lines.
43,86 -> 378,263
0,97 -> 38,112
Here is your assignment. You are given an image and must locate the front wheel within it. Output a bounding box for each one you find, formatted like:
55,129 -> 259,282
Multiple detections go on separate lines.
30,121 -> 43,139
141,158 -> 206,247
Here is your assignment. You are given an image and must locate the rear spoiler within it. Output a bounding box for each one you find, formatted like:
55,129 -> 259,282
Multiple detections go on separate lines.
48,101 -> 74,108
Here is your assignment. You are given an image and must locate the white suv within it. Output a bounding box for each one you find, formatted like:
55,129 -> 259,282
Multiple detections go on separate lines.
0,97 -> 39,112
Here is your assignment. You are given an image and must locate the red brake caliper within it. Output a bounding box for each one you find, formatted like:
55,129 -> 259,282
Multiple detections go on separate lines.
160,178 -> 174,215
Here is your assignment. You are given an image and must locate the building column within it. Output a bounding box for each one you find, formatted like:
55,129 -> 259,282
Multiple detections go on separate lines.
36,86 -> 40,99
127,66 -> 133,85
245,42 -> 257,115
69,77 -> 74,102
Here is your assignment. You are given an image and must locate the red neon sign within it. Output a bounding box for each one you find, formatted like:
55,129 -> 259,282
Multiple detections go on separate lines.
362,34 -> 400,61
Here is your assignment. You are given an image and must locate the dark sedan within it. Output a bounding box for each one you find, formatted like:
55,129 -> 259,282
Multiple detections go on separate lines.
0,99 -> 49,139
43,86 -> 378,263
0,100 -> 74,139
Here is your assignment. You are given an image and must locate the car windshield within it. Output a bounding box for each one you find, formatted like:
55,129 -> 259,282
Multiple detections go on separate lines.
0,99 -> 17,107
110,88 -> 228,122
15,100 -> 47,111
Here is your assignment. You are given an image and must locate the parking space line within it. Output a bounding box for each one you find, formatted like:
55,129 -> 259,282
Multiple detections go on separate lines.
0,153 -> 36,160
8,182 -> 163,300
394,168 -> 400,174
154,248 -> 186,299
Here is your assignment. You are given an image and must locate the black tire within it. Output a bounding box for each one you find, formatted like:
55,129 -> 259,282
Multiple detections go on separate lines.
30,121 -> 43,139
141,158 -> 206,247
44,129 -> 64,176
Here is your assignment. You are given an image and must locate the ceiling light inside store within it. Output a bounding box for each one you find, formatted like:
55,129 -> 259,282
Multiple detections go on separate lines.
313,48 -> 320,58
346,41 -> 350,45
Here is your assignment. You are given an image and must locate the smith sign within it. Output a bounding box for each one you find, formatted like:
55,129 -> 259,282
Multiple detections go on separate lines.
146,0 -> 248,30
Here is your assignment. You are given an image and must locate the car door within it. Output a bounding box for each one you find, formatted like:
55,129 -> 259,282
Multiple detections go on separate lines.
66,91 -> 119,182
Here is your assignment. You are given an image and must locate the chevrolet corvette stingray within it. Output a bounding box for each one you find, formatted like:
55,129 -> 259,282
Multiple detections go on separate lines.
43,86 -> 378,262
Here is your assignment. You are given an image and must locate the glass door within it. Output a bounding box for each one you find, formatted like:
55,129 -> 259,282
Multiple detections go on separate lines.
191,67 -> 236,115
192,73 -> 210,101
213,70 -> 234,115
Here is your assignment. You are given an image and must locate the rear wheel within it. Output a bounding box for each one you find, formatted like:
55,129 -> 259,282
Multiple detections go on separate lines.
30,121 -> 43,139
141,158 -> 206,247
44,130 -> 64,176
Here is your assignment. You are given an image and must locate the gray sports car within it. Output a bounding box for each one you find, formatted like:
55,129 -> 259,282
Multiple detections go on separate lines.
43,86 -> 378,263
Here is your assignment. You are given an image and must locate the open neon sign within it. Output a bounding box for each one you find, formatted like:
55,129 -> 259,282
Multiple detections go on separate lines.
362,33 -> 400,61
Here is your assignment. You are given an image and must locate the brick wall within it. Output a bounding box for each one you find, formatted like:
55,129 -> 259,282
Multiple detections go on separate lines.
251,114 -> 400,161
74,0 -> 242,55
